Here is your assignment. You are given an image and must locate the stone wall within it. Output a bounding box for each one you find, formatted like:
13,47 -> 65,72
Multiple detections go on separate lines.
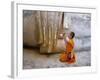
23,10 -> 63,53
64,13 -> 91,51
23,10 -> 39,46
23,11 -> 91,52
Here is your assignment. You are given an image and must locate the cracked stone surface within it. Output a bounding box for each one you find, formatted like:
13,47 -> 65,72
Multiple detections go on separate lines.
23,48 -> 91,69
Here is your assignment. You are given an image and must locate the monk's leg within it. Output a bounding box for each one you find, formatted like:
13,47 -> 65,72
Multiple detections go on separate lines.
59,52 -> 67,62
67,53 -> 76,64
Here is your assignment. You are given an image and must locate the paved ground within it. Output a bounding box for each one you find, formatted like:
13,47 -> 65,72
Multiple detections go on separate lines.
23,48 -> 91,69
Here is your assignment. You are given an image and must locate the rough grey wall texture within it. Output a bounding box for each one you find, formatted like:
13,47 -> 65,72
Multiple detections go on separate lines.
64,13 -> 91,51
23,10 -> 63,50
23,10 -> 39,46
23,11 -> 91,52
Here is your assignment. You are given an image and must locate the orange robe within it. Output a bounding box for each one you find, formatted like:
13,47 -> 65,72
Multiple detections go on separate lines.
59,38 -> 76,64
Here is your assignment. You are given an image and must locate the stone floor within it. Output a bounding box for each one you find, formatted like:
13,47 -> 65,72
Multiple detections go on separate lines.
23,48 -> 91,69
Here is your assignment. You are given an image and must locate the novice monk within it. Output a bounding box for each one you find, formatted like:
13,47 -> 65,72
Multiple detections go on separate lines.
59,32 -> 76,64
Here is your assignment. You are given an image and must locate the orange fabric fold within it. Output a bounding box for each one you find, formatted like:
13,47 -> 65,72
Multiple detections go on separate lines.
59,39 -> 76,64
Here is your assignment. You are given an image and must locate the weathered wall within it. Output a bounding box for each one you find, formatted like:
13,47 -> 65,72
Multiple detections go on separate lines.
23,11 -> 91,52
64,13 -> 91,51
23,10 -> 63,53
23,10 -> 39,46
